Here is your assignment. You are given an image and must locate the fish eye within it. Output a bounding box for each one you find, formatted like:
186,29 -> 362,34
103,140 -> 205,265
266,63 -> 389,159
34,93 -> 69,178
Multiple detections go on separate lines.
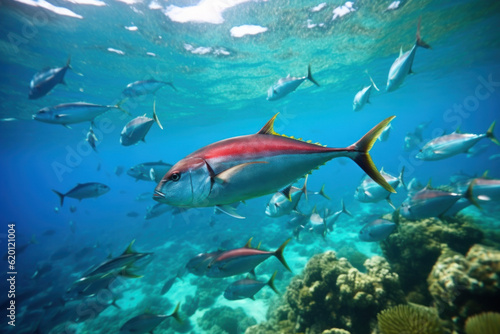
170,172 -> 181,182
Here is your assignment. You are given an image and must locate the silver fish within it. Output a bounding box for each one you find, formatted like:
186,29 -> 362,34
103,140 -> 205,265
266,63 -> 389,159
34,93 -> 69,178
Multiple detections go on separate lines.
325,199 -> 352,231
29,56 -> 73,99
386,18 -> 430,92
399,180 -> 477,220
267,65 -> 320,101
128,161 -> 173,182
378,124 -> 392,142
33,102 -> 128,127
122,79 -> 177,98
119,303 -> 181,334
359,219 -> 396,242
52,182 -> 110,206
353,72 -> 379,111
120,101 -> 163,146
416,121 -> 499,161
86,125 -> 98,152
145,203 -> 172,220
354,167 -> 405,209
224,271 -> 279,300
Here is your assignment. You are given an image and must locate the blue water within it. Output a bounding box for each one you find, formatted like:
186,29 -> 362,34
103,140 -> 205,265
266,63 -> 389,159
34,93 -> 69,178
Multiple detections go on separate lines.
1,0 -> 500,333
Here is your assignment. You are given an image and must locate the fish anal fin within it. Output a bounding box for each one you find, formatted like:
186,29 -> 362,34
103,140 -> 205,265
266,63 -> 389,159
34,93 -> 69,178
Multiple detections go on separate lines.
214,162 -> 268,184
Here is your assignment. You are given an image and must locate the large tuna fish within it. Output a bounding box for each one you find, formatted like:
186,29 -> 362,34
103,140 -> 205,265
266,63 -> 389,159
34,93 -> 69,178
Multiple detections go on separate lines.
120,101 -> 163,146
52,182 -> 110,206
153,113 -> 396,216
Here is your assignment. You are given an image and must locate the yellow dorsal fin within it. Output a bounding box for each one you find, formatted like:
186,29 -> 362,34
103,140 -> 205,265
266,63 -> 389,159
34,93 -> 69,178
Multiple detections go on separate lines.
482,170 -> 489,178
243,237 -> 253,248
257,113 -> 279,135
123,240 -> 136,255
426,178 -> 432,189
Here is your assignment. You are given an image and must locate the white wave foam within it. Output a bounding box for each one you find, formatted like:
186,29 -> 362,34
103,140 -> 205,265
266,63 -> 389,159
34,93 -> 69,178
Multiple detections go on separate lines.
230,25 -> 267,38
164,0 -> 253,24
14,0 -> 83,19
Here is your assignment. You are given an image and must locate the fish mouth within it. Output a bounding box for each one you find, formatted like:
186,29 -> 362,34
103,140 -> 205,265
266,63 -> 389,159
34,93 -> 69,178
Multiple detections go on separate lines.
153,190 -> 165,200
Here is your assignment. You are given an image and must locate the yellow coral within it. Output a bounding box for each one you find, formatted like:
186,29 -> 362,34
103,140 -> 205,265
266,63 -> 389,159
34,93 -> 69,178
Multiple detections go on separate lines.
377,304 -> 443,334
465,312 -> 500,334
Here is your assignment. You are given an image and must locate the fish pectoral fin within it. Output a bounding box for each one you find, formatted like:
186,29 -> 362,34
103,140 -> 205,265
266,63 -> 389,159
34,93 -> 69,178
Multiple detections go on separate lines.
364,190 -> 374,198
214,162 -> 268,184
215,205 -> 245,219
433,150 -> 446,154
55,114 -> 69,118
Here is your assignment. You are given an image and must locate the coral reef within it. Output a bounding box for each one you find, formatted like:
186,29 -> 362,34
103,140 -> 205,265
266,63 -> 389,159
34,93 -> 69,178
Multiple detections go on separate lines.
465,312 -> 500,334
199,306 -> 256,334
377,304 -> 443,334
245,251 -> 405,334
428,244 -> 500,331
381,214 -> 483,302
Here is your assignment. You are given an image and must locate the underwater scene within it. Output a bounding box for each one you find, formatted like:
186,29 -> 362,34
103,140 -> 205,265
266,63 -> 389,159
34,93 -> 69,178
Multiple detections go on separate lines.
1,0 -> 500,333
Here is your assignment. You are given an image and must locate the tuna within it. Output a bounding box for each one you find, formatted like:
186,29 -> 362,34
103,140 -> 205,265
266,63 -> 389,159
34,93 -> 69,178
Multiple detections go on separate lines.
29,56 -> 74,99
52,182 -> 110,206
122,79 -> 177,98
386,18 -> 431,92
359,218 -> 396,241
154,113 -> 396,215
416,121 -> 499,161
353,72 -> 379,111
119,303 -> 181,334
224,271 -> 279,300
33,102 -> 129,127
120,101 -> 163,146
206,239 -> 291,278
128,161 -> 173,182
267,65 -> 320,101
325,199 -> 352,231
354,167 -> 405,209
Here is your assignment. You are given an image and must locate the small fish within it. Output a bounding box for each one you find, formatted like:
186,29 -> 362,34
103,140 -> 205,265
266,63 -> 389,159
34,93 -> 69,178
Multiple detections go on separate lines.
2,234 -> 37,260
126,211 -> 139,218
386,18 -> 430,92
153,114 -> 396,211
417,122 -> 499,161
119,303 -> 181,334
354,167 -> 405,209
52,182 -> 110,206
145,203 -> 172,220
120,101 -> 163,146
70,206 -> 77,213
33,102 -> 129,127
353,72 -> 379,111
399,180 -> 477,220
206,239 -> 291,278
186,250 -> 224,276
456,172 -> 500,202
267,65 -> 320,101
306,207 -> 327,237
31,263 -> 52,280
489,153 -> 500,160
265,176 -> 309,218
122,79 -> 177,98
128,161 -> 172,182
224,271 -> 279,300
70,273 -> 118,298
160,271 -> 183,295
325,199 -> 352,231
115,166 -> 124,176
378,124 -> 392,142
359,219 -> 396,242
29,56 -> 73,99
86,125 -> 98,152
86,240 -> 151,277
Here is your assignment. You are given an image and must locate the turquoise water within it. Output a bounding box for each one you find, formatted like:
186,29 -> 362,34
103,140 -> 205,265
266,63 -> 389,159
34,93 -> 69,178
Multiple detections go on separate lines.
1,0 -> 500,333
